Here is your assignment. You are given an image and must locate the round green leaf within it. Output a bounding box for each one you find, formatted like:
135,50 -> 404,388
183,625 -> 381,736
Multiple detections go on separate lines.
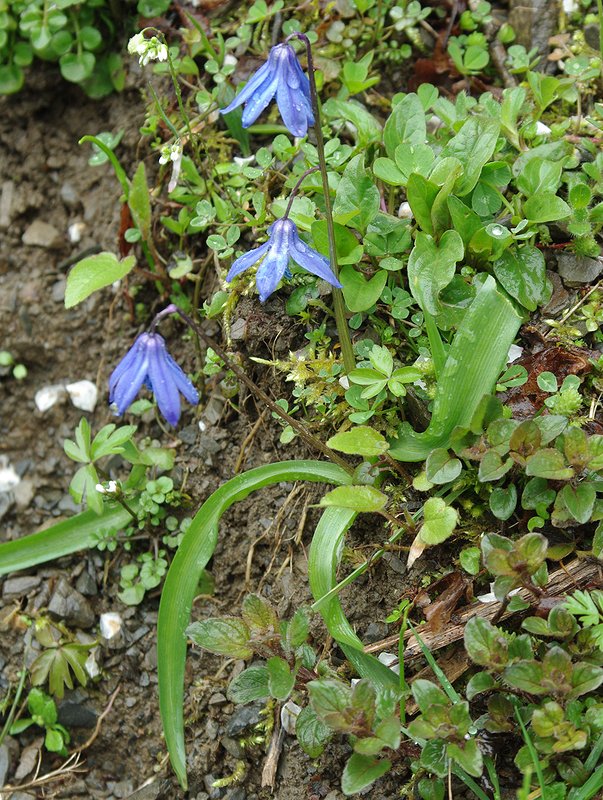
492,245 -> 546,311
418,497 -> 458,545
524,192 -> 571,223
327,426 -> 389,457
59,51 -> 95,84
425,448 -> 462,485
340,266 -> 388,313
0,64 -> 24,94
65,252 -> 136,308
320,485 -> 387,512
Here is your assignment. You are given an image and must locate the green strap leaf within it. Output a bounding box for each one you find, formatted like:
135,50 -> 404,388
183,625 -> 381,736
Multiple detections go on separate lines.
0,505 -> 133,575
389,275 -> 524,461
157,461 -> 351,789
308,507 -> 399,691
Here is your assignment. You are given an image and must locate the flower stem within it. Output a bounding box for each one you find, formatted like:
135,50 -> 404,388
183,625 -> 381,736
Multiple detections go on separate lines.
288,32 -> 355,374
283,166 -> 319,219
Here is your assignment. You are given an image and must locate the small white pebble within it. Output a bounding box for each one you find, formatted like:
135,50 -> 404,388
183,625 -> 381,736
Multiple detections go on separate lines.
68,222 -> 86,243
35,384 -> 66,412
378,652 -> 398,667
85,651 -> 101,679
0,457 -> 20,492
280,700 -> 301,734
66,380 -> 98,412
338,376 -> 350,390
535,121 -> 551,135
198,420 -> 207,432
507,344 -> 523,363
477,582 -> 522,604
100,612 -> 123,640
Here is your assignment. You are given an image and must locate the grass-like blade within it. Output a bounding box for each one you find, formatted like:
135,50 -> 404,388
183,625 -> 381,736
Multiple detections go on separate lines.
0,505 -> 133,575
308,506 -> 362,648
389,275 -> 524,461
158,461 -> 351,789
308,506 -> 399,691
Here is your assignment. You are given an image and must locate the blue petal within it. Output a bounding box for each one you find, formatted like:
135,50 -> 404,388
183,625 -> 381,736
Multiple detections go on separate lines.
220,56 -> 275,116
109,352 -> 150,415
289,55 -> 313,114
146,336 -> 182,426
164,351 -> 200,406
276,74 -> 310,138
226,240 -> 271,282
290,234 -> 342,287
240,71 -> 279,128
109,335 -> 145,395
275,47 -> 313,137
255,248 -> 289,302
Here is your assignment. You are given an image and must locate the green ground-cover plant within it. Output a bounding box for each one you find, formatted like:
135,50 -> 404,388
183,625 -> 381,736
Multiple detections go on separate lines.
0,0 -> 130,95
9,688 -> 71,755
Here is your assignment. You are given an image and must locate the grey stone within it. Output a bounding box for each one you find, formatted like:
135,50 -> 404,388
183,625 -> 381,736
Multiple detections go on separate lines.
0,491 -> 13,522
75,570 -> 97,597
0,743 -> 9,787
382,551 -> 406,575
0,181 -> 14,229
57,494 -> 81,514
557,253 -> 603,285
364,622 -> 387,643
203,397 -> 225,426
54,778 -> 89,796
221,736 -> 244,759
130,625 -> 150,644
8,793 -> 37,800
2,575 -> 41,599
51,278 -> 66,303
13,479 -> 35,510
205,718 -> 220,741
48,577 -> 95,629
179,424 -> 198,444
230,318 -> 247,340
139,671 -> 150,688
123,779 -> 173,799
209,692 -> 227,705
57,696 -> 98,728
203,774 -> 223,799
225,789 -> 245,800
59,182 -> 79,208
22,220 -> 63,249
225,704 -> 263,736
542,269 -> 569,316
110,779 -> 134,798
141,644 -> 157,670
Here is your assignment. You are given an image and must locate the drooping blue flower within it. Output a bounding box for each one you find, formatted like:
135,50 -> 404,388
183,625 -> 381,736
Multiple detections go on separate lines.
109,332 -> 199,426
226,217 -> 341,302
221,43 -> 314,138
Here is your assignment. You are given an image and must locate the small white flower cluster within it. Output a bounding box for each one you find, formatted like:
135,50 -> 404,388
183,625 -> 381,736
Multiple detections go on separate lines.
159,141 -> 182,165
127,32 -> 168,67
96,480 -> 118,495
